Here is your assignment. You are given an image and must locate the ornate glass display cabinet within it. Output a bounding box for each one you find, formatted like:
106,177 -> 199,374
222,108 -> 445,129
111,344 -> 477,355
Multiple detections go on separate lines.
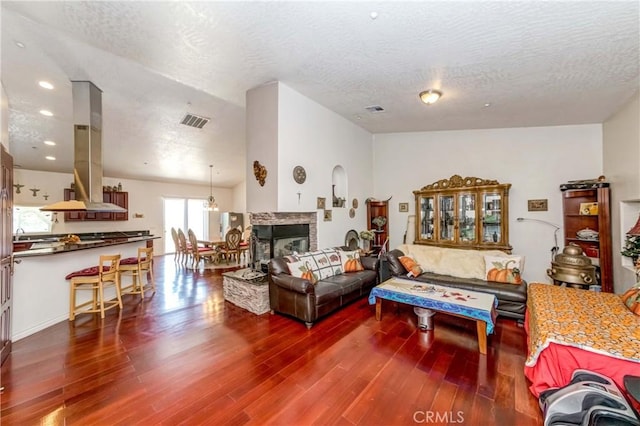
413,175 -> 512,252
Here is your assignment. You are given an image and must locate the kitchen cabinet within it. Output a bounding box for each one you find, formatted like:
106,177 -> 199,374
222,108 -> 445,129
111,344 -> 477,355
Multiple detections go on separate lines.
63,189 -> 128,221
560,182 -> 612,292
413,175 -> 511,252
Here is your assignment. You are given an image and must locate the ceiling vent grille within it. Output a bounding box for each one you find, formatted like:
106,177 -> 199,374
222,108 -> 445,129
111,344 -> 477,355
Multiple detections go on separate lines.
365,105 -> 385,113
180,113 -> 210,129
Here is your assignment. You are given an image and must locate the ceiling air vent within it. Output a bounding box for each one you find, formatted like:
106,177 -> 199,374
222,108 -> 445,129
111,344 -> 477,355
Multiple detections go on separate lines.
365,105 -> 385,113
180,113 -> 210,129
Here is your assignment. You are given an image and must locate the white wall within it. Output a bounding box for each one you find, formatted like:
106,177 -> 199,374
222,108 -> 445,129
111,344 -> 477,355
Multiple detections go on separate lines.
13,169 -> 234,254
246,82 -> 279,213
275,83 -> 374,248
1,83 -> 9,152
373,124 -> 603,284
603,90 -> 640,293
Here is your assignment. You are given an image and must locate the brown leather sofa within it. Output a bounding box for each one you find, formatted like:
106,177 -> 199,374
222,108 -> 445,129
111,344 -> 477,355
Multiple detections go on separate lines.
381,249 -> 527,320
268,250 -> 378,328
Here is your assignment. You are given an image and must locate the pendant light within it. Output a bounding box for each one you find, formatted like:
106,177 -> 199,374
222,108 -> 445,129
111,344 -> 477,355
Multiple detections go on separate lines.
204,165 -> 219,211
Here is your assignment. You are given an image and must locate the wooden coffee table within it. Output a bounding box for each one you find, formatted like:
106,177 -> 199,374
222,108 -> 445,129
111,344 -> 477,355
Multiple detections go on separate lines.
369,277 -> 497,354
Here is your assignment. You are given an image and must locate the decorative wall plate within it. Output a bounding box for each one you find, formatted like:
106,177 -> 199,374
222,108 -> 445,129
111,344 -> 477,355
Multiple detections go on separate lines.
352,198 -> 358,209
293,166 -> 306,184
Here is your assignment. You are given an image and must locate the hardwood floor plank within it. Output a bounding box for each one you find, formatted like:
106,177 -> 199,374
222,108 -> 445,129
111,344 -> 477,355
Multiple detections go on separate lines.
0,255 -> 542,425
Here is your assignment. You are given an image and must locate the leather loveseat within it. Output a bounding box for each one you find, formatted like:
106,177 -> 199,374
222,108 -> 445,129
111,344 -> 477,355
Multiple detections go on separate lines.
380,245 -> 527,320
268,248 -> 378,328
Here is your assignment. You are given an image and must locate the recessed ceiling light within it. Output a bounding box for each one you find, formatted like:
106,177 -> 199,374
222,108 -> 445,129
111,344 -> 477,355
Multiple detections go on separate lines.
45,156 -> 56,161
418,90 -> 442,105
484,103 -> 491,107
39,110 -> 53,116
39,81 -> 54,90
14,40 -> 25,48
370,11 -> 378,20
43,140 -> 56,146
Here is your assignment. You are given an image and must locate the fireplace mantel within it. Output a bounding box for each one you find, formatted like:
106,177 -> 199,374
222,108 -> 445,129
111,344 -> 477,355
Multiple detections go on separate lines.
250,212 -> 317,251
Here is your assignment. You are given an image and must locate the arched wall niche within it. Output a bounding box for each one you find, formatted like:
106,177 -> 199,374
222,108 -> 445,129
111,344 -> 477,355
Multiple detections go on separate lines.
332,165 -> 347,208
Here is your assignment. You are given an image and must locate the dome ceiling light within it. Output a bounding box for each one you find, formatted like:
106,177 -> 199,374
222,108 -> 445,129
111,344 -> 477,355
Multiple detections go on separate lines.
419,89 -> 442,105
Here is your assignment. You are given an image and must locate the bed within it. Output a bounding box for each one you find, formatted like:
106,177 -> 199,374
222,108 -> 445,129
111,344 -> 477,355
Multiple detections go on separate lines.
524,283 -> 640,401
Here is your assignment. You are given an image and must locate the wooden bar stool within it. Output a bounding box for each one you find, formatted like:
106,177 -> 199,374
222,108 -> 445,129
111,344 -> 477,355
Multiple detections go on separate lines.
66,254 -> 122,320
119,247 -> 155,298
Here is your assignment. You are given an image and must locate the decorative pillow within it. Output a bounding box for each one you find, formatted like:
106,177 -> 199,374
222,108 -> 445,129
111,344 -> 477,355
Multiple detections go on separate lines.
621,285 -> 640,316
338,250 -> 364,273
399,256 -> 423,278
484,255 -> 524,284
294,250 -> 341,280
287,259 -> 318,284
320,248 -> 343,273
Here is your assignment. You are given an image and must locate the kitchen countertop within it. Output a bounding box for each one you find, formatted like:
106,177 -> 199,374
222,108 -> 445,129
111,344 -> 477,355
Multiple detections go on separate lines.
14,235 -> 159,258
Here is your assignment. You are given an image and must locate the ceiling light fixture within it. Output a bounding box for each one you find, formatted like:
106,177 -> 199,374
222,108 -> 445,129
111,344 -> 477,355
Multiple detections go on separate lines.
43,140 -> 56,146
45,156 -> 56,161
14,40 -> 25,48
39,109 -> 53,116
418,89 -> 442,105
39,81 -> 54,90
204,164 -> 219,211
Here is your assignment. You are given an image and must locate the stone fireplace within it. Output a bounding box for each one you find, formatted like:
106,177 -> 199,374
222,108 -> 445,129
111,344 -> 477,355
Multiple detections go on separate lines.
249,212 -> 317,270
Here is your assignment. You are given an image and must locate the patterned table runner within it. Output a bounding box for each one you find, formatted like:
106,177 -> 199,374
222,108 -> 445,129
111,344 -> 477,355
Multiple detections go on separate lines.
368,277 -> 498,334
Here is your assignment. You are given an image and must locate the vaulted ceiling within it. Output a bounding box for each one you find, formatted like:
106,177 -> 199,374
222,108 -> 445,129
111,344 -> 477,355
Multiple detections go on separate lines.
2,1 -> 638,187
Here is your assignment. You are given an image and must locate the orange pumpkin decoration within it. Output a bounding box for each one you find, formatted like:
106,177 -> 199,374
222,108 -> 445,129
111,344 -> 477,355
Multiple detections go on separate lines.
494,260 -> 516,282
622,287 -> 640,305
508,267 -> 522,284
344,256 -> 363,272
298,261 -> 317,284
487,268 -> 500,281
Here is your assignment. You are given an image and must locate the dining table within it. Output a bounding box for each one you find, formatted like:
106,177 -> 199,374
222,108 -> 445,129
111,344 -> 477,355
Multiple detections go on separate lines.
197,240 -> 226,263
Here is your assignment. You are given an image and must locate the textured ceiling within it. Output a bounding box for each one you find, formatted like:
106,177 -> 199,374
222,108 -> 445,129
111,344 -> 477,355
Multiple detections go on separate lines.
1,1 -> 638,187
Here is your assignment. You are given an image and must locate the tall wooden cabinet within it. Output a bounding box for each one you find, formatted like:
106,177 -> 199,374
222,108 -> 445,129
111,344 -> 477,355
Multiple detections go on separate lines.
560,182 -> 612,292
366,199 -> 389,253
413,175 -> 512,252
0,145 -> 13,365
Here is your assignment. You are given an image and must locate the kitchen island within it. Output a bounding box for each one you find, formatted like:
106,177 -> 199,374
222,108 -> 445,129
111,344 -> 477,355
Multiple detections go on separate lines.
12,231 -> 159,340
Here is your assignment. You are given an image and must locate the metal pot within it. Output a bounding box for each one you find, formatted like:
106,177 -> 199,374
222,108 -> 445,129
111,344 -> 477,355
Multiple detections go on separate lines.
547,244 -> 596,285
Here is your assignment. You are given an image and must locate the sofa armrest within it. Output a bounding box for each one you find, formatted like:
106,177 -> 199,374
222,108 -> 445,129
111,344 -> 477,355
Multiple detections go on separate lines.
361,255 -> 378,271
270,274 -> 316,294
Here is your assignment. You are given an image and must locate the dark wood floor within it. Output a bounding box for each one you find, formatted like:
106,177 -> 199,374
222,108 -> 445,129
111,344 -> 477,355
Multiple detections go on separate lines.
0,255 -> 543,425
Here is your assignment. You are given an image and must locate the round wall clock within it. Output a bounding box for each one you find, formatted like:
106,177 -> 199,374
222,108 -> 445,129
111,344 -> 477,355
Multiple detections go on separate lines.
293,166 -> 306,184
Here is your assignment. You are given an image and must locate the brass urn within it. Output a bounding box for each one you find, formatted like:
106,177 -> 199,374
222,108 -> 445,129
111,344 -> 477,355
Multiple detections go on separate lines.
547,244 -> 597,286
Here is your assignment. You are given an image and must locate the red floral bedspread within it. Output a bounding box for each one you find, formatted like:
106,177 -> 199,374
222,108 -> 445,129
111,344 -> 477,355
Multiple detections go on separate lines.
525,283 -> 640,397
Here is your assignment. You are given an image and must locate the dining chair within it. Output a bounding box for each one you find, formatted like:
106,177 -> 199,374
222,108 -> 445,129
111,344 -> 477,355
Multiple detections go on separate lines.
220,228 -> 242,264
170,227 -> 181,263
177,228 -> 191,265
187,229 -> 219,266
119,247 -> 155,299
67,254 -> 122,320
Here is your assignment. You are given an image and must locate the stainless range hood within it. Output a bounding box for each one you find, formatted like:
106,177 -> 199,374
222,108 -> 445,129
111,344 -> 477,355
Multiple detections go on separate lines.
41,81 -> 126,212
